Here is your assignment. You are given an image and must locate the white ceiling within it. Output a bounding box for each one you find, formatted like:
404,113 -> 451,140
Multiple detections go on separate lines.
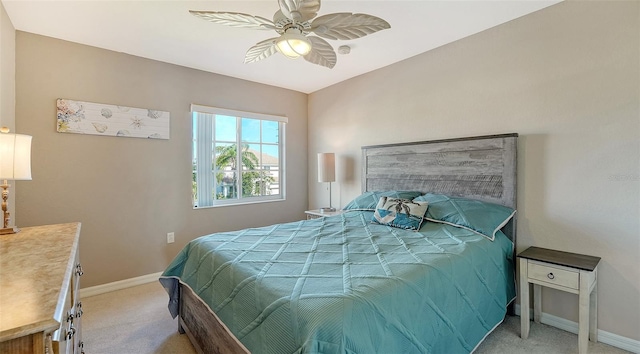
2,0 -> 561,94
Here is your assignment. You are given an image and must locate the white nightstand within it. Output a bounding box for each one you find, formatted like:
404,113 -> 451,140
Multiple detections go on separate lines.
518,247 -> 601,354
305,209 -> 345,220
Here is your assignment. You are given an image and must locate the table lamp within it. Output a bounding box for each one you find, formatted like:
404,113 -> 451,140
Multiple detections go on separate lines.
0,127 -> 32,234
317,152 -> 336,212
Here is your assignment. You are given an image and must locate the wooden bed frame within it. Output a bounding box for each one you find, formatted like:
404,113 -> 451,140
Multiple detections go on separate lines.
176,133 -> 518,354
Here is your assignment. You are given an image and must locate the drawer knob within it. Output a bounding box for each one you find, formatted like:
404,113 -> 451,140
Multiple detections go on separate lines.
66,326 -> 76,340
547,272 -> 555,280
76,301 -> 83,318
76,263 -> 84,276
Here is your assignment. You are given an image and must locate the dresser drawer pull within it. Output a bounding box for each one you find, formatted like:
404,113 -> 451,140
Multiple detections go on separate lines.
66,326 -> 76,340
547,272 -> 555,280
76,301 -> 83,318
76,263 -> 84,276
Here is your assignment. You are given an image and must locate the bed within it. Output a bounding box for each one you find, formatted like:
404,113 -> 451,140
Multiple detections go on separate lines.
160,133 -> 518,354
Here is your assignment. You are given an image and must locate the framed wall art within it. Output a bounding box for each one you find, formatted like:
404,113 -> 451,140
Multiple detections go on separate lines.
56,99 -> 170,140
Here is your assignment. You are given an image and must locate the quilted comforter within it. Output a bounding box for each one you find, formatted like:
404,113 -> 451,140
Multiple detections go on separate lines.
160,210 -> 515,354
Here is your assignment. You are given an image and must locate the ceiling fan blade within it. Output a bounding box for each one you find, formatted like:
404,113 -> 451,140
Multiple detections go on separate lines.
244,38 -> 279,63
278,0 -> 321,22
310,13 -> 390,40
303,36 -> 336,69
190,11 -> 275,30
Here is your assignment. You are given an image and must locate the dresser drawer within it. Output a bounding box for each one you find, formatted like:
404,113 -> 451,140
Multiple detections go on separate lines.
527,262 -> 579,290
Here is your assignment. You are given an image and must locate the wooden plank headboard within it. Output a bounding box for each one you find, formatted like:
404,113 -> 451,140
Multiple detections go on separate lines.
361,133 -> 518,241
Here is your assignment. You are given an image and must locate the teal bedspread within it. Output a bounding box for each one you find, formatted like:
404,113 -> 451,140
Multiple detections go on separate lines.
160,211 -> 515,354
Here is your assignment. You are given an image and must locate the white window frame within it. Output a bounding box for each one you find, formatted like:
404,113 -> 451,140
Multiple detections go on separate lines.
191,104 -> 287,208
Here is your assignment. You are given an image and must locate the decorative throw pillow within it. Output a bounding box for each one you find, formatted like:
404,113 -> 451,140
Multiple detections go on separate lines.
413,193 -> 516,240
343,191 -> 423,211
371,197 -> 429,230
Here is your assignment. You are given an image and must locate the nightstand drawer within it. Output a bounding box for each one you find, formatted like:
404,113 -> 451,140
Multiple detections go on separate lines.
527,262 -> 579,289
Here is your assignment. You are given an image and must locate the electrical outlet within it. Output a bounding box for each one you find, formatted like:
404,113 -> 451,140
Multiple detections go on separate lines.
167,232 -> 175,244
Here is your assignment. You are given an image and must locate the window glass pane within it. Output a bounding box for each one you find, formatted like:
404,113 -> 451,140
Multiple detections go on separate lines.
241,118 -> 260,143
268,169 -> 280,195
262,120 -> 279,144
243,143 -> 261,170
242,171 -> 260,197
215,115 -> 236,141
242,170 -> 275,197
214,143 -> 237,171
216,171 -> 237,200
262,145 -> 279,169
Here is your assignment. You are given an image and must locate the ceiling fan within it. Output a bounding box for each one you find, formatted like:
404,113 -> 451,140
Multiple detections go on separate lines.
190,0 -> 390,69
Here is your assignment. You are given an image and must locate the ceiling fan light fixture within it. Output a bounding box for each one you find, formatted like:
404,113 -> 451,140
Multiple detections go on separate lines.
276,28 -> 312,59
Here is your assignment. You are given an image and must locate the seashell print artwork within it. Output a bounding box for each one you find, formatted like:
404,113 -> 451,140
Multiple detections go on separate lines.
57,100 -> 85,123
56,99 -> 169,139
101,108 -> 113,118
130,116 -> 145,129
147,110 -> 162,119
92,122 -> 108,133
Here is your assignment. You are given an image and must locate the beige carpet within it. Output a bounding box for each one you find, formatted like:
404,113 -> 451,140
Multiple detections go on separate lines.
82,282 -> 630,354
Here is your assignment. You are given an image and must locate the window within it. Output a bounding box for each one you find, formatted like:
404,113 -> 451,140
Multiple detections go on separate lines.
191,104 -> 286,208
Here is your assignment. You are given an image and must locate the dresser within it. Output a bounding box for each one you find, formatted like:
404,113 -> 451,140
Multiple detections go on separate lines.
0,223 -> 84,354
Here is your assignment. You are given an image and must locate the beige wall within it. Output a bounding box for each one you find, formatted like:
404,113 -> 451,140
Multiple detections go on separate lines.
15,32 -> 308,288
0,2 -> 16,220
309,0 -> 639,342
0,3 -> 14,128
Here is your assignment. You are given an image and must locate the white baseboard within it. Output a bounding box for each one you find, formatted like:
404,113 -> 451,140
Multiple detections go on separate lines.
515,305 -> 640,353
79,271 -> 163,298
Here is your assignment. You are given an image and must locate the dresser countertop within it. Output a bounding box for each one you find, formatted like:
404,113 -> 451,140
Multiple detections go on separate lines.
0,223 -> 81,341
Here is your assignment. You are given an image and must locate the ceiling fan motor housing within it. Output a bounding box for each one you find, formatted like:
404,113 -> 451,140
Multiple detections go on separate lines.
273,10 -> 311,35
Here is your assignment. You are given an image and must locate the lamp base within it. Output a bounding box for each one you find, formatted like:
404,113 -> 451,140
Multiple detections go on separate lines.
320,207 -> 336,213
0,226 -> 20,235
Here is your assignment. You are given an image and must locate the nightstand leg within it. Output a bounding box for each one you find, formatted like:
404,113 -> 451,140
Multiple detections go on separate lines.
519,258 -> 530,339
533,284 -> 542,323
590,272 -> 598,343
578,271 -> 590,354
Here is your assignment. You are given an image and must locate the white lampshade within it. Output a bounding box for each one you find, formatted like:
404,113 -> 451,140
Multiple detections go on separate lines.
317,153 -> 335,183
276,28 -> 312,59
0,132 -> 32,180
